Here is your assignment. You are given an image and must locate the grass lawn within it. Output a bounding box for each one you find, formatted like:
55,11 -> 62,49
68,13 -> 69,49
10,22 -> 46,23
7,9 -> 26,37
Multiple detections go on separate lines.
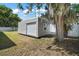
0,31 -> 79,56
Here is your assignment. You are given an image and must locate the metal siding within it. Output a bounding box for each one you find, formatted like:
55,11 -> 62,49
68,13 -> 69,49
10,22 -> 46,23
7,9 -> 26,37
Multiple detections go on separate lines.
68,24 -> 79,37
27,22 -> 37,36
18,17 -> 79,37
18,22 -> 26,35
38,17 -> 51,37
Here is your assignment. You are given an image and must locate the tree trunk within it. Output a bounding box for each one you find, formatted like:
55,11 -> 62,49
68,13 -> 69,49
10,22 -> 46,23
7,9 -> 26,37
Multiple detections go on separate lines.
55,15 -> 64,42
48,3 -> 64,42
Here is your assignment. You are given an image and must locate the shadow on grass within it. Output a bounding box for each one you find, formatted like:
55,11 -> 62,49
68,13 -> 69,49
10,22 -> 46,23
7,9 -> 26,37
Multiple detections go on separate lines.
47,37 -> 79,55
0,32 -> 16,50
39,34 -> 55,39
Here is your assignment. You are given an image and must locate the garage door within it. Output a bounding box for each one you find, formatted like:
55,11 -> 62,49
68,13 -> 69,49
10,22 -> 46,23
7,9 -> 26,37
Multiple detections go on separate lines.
27,22 -> 37,36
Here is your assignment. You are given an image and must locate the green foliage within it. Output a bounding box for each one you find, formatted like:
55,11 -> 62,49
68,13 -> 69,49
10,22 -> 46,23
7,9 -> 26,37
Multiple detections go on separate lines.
0,5 -> 12,17
9,14 -> 21,27
71,4 -> 79,24
0,5 -> 21,27
17,3 -> 24,10
72,4 -> 79,12
17,3 -> 45,14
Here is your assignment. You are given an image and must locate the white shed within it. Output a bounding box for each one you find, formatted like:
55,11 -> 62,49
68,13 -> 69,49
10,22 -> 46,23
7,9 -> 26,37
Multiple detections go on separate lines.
18,17 -> 79,37
18,17 -> 55,37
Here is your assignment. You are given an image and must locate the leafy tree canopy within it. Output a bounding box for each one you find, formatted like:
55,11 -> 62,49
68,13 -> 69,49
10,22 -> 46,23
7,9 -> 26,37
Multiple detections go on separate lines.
0,5 -> 21,27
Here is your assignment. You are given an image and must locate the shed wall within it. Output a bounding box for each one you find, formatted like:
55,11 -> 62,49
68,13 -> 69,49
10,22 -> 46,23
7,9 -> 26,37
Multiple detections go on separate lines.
18,17 -> 79,37
18,17 -> 38,37
68,24 -> 79,37
18,22 -> 27,35
38,17 -> 50,37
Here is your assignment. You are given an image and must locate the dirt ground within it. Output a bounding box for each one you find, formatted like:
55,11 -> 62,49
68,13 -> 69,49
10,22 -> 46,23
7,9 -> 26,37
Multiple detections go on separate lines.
0,32 -> 79,56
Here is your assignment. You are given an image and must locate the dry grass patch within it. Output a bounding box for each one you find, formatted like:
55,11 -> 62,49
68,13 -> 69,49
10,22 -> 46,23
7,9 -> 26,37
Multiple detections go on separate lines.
0,32 -> 79,56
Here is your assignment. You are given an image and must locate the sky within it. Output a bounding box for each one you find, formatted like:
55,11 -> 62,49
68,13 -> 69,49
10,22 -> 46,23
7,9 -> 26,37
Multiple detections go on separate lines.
0,3 -> 47,20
